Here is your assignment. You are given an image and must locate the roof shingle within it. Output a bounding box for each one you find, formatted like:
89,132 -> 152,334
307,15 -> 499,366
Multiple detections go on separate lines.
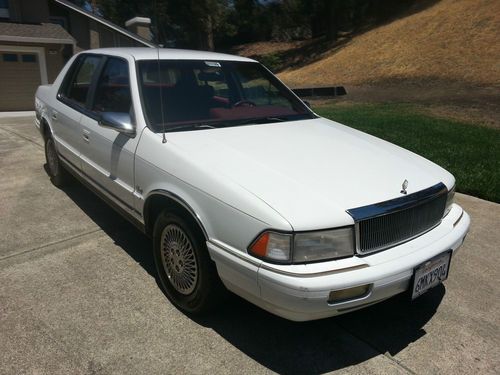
0,22 -> 75,44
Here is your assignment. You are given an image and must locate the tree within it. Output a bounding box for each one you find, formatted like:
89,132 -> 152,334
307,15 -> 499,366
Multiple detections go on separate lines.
78,0 -> 422,50
176,0 -> 232,51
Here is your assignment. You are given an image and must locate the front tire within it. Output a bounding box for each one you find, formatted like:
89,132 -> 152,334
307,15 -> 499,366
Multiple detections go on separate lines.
44,136 -> 70,187
153,211 -> 223,315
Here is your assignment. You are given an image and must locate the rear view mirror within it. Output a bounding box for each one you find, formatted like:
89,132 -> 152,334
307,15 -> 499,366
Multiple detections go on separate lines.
197,71 -> 224,82
99,112 -> 135,137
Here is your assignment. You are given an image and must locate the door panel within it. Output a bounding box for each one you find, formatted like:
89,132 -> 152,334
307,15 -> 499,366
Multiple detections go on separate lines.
79,56 -> 137,211
50,101 -> 83,168
80,116 -> 137,209
52,54 -> 102,169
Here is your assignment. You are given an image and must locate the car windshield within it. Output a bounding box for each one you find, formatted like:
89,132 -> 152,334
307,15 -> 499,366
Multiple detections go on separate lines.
137,60 -> 315,132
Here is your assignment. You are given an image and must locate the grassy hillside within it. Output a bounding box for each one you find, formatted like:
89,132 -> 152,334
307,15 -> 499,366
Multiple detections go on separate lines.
237,0 -> 500,88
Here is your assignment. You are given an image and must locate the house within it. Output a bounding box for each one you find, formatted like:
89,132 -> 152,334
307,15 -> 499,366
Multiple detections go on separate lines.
0,0 -> 155,111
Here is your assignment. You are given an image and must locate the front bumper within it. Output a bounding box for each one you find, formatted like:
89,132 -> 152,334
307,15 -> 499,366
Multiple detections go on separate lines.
208,204 -> 470,321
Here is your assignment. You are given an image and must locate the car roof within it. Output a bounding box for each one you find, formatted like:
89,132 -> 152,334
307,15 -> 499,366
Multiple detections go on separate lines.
84,47 -> 257,62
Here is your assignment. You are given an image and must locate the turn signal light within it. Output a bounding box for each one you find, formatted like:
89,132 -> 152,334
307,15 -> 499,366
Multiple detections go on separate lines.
248,231 -> 292,262
328,284 -> 371,304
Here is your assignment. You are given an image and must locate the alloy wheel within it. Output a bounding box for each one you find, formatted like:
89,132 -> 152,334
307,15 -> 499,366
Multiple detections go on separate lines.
160,224 -> 198,295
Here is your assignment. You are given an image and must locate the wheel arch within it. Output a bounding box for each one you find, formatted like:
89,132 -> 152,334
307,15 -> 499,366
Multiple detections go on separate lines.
143,190 -> 209,240
39,116 -> 52,141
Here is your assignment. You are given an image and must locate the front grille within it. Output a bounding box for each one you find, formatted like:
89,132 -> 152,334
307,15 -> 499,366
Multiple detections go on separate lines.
347,183 -> 448,254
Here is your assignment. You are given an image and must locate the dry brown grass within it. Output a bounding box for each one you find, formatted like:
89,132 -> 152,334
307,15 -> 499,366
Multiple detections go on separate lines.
232,40 -> 309,57
276,0 -> 500,88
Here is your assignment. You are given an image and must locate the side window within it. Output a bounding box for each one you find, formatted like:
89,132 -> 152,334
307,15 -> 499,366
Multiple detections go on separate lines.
93,57 -> 131,113
64,55 -> 101,106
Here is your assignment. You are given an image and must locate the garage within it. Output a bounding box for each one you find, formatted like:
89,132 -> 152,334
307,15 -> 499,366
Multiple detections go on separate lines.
0,48 -> 45,111
0,22 -> 75,112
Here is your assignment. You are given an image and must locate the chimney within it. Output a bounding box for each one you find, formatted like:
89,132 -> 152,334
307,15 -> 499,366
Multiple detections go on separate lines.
125,17 -> 152,41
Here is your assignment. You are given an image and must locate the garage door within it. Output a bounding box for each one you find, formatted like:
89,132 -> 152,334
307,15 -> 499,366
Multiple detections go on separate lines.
0,51 -> 41,111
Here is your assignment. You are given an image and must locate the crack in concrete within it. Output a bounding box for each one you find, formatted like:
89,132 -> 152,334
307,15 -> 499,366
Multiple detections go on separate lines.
0,229 -> 104,263
0,126 -> 44,149
335,323 -> 417,374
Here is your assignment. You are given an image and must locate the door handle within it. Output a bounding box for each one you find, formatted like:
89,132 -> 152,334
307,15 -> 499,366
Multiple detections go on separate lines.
83,130 -> 90,143
51,112 -> 57,120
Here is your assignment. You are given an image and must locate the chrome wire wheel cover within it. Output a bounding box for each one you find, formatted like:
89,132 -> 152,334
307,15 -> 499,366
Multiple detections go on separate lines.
160,224 -> 198,295
46,140 -> 59,176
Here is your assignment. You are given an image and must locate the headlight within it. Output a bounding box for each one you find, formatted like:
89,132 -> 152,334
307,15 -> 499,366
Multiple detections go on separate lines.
294,227 -> 355,263
444,184 -> 456,217
248,227 -> 355,264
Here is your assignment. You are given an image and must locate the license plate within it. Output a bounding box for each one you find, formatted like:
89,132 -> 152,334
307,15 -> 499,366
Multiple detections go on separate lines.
412,252 -> 451,300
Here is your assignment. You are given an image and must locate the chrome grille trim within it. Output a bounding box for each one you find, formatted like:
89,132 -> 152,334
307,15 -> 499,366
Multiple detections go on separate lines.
347,183 -> 448,255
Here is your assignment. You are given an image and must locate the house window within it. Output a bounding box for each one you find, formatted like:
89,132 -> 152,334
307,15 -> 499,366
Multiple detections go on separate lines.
21,54 -> 37,63
0,0 -> 9,19
2,53 -> 18,62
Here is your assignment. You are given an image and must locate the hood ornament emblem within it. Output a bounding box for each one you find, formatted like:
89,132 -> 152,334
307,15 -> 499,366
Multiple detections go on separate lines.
401,179 -> 409,195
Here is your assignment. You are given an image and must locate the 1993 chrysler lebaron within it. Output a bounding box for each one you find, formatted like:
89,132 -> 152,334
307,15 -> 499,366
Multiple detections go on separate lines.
35,48 -> 470,321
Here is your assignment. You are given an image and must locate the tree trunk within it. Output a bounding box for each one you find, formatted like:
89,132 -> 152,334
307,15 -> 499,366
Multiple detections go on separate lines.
196,14 -> 214,51
325,0 -> 338,41
206,14 -> 215,51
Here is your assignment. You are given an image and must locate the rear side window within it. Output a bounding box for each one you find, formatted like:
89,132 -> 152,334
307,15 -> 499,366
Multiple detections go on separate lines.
64,55 -> 101,106
93,57 -> 131,113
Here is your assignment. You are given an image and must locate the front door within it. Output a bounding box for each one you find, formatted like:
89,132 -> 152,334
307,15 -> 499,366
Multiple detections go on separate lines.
79,56 -> 138,212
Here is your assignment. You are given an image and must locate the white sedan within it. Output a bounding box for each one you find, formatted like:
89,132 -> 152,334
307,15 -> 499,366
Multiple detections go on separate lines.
35,48 -> 470,321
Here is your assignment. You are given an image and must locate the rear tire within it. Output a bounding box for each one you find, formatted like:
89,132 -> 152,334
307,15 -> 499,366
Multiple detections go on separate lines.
153,211 -> 223,315
45,136 -> 70,187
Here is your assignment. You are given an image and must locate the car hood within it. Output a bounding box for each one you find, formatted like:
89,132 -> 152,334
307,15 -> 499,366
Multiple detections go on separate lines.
167,117 -> 454,230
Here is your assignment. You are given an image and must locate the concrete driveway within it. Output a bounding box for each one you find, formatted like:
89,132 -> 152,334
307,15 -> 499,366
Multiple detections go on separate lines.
0,116 -> 498,375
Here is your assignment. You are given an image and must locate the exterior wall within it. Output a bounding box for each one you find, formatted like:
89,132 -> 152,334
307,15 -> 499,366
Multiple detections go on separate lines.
20,0 -> 50,23
117,34 -> 138,47
49,3 -> 149,51
7,0 -> 50,23
5,0 -> 22,22
69,11 -> 90,51
44,44 -> 66,82
98,23 -> 114,47
89,20 -> 100,49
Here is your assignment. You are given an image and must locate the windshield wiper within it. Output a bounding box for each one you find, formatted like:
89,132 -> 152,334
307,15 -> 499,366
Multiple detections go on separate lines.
160,116 -> 289,133
162,122 -> 219,132
234,116 -> 289,126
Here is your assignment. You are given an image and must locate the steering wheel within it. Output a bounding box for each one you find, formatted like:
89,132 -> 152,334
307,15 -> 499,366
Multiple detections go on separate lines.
233,100 -> 257,107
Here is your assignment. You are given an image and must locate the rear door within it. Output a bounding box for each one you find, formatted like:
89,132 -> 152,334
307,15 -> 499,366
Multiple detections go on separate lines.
79,55 -> 138,212
51,54 -> 102,169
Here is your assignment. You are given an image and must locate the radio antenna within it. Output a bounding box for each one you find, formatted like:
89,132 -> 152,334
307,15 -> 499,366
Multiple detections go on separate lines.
154,0 -> 167,143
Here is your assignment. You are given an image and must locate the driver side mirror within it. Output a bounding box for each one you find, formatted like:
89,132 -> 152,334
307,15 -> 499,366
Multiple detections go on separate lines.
99,112 -> 135,137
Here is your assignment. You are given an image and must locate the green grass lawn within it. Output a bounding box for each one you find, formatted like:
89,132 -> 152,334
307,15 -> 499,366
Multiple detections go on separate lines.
314,103 -> 500,203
